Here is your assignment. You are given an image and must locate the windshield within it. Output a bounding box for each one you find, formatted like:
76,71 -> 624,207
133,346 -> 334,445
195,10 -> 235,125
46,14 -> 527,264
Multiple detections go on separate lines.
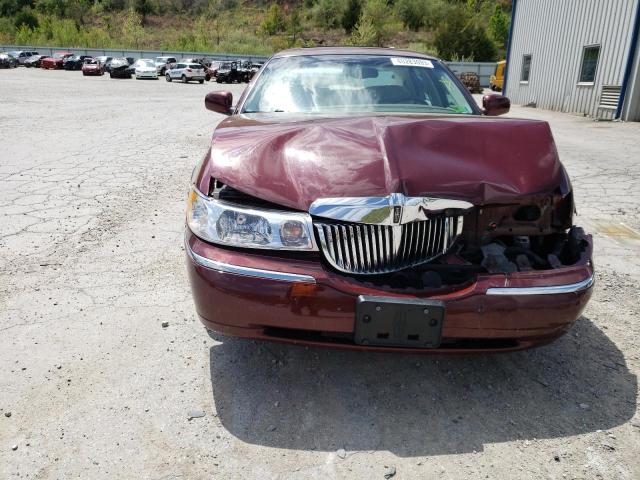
242,55 -> 475,115
138,60 -> 155,67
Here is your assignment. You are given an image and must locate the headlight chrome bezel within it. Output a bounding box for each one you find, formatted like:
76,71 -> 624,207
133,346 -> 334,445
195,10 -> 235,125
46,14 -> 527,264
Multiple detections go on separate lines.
186,186 -> 318,251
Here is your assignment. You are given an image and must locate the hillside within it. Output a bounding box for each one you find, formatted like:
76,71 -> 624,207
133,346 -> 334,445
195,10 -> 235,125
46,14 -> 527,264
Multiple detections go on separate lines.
0,0 -> 511,59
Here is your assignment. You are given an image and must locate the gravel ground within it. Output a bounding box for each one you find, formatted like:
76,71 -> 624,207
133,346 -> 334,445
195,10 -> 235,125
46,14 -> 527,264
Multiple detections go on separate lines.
1,68 -> 639,479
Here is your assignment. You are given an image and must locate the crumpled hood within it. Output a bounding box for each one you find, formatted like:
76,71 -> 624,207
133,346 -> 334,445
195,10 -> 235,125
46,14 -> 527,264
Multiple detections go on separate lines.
208,114 -> 564,211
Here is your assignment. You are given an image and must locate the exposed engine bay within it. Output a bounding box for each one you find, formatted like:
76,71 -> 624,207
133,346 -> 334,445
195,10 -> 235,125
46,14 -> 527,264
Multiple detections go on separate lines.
208,179 -> 589,291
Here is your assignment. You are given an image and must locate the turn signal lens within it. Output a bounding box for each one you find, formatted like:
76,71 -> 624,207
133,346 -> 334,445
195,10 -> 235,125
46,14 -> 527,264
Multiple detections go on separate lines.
280,220 -> 308,247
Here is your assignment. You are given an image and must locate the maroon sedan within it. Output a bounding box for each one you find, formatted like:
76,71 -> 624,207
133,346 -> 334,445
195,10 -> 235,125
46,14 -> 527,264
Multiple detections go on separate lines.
41,52 -> 73,69
81,58 -> 103,76
185,48 -> 594,353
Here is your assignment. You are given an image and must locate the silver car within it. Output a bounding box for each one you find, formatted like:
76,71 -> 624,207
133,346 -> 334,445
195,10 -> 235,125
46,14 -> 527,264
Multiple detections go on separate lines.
165,62 -> 206,84
134,59 -> 158,79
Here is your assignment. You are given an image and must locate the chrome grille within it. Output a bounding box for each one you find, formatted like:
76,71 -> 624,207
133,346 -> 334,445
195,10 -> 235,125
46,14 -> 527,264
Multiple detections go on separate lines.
314,216 -> 464,274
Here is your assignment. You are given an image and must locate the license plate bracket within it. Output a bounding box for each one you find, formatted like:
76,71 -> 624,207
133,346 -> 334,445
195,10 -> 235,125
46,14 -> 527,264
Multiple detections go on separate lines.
355,296 -> 444,348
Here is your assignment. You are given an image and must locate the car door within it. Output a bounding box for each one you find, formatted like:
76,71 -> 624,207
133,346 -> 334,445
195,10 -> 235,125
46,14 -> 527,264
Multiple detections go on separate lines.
172,64 -> 183,79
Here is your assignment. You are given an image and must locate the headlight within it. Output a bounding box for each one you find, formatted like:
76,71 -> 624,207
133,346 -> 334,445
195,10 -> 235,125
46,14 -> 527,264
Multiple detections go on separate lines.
186,187 -> 317,251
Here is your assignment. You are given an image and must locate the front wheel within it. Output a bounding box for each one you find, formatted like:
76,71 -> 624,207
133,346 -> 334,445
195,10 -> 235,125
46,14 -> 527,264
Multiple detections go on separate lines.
166,73 -> 172,82
198,79 -> 204,84
109,72 -> 113,78
181,75 -> 187,84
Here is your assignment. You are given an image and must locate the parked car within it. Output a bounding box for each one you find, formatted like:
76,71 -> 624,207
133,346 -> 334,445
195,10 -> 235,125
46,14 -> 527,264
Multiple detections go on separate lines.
41,52 -> 73,69
0,53 -> 19,68
237,61 -> 254,82
134,59 -> 158,79
108,57 -> 132,78
165,62 -> 206,83
63,55 -> 92,70
7,50 -> 39,65
215,62 -> 242,83
186,47 -> 594,353
155,56 -> 177,75
95,56 -> 112,69
24,54 -> 46,68
81,58 -> 103,76
124,57 -> 137,75
249,62 -> 264,80
206,61 -> 222,81
490,60 -> 506,91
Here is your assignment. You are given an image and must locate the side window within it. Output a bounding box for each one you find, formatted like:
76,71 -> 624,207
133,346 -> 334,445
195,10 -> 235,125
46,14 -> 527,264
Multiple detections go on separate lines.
521,54 -> 532,82
579,45 -> 600,83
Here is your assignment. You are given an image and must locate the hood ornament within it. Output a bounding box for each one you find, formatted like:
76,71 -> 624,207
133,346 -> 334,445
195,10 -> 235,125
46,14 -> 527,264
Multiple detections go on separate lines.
309,194 -> 473,225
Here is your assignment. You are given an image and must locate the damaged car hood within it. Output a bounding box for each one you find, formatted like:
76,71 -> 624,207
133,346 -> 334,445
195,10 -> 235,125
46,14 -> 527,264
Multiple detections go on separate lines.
207,114 -> 565,211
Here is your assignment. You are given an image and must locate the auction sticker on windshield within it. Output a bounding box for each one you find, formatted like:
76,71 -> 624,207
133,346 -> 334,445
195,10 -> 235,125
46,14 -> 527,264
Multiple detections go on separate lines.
390,57 -> 434,68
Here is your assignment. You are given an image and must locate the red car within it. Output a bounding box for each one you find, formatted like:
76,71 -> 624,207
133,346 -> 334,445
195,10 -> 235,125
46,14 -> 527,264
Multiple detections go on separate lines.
185,48 -> 594,353
41,52 -> 73,69
81,58 -> 103,76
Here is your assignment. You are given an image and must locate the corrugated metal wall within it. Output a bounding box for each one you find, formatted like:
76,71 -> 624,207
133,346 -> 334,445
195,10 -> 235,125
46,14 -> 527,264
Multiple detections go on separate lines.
506,0 -> 639,120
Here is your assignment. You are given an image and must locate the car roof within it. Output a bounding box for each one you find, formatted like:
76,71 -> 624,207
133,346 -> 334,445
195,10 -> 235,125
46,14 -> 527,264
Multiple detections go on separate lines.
272,46 -> 438,60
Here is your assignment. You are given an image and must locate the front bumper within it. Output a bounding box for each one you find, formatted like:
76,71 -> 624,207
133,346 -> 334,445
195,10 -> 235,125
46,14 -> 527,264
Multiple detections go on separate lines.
185,230 -> 594,352
136,71 -> 157,78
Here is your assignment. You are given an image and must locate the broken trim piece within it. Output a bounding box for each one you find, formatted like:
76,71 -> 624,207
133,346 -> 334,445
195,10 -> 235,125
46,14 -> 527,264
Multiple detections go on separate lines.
486,274 -> 594,296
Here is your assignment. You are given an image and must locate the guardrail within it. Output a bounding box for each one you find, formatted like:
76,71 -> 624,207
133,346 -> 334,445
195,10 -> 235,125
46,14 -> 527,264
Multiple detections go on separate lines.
0,45 -> 269,63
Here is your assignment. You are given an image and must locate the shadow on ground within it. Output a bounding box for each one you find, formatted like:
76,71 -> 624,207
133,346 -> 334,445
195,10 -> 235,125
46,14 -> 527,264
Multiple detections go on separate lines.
208,317 -> 636,456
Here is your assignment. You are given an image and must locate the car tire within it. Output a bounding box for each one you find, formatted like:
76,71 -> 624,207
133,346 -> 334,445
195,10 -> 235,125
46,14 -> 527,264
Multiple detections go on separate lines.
199,79 -> 204,84
110,72 -> 113,78
166,74 -> 172,82
216,77 -> 222,83
182,75 -> 187,84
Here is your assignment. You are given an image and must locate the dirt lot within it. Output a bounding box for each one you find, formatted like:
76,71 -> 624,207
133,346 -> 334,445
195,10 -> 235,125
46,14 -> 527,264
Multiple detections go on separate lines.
1,68 -> 639,479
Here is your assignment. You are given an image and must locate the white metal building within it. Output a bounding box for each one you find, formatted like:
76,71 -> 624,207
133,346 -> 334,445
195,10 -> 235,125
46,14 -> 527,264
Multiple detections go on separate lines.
504,0 -> 640,121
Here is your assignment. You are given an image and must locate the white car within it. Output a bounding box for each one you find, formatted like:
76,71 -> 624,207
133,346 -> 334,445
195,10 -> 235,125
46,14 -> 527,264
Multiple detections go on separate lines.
165,62 -> 206,84
134,59 -> 158,79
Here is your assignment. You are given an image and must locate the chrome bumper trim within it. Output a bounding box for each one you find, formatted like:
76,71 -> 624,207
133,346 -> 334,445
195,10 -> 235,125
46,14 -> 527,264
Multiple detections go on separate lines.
486,274 -> 594,296
186,239 -> 316,284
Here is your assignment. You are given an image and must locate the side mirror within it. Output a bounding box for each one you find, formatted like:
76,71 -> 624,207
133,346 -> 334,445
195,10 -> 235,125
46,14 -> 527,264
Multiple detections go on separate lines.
205,91 -> 233,115
483,94 -> 510,116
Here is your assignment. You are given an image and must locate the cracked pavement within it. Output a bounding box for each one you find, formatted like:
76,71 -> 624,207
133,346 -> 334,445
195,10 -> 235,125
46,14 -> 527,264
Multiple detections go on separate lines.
1,69 -> 639,479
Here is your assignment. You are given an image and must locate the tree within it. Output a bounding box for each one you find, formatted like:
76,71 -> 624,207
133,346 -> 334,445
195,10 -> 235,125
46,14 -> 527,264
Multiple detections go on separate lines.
341,0 -> 361,33
14,7 -> 38,29
312,0 -> 342,30
352,0 -> 400,47
288,8 -> 303,45
395,0 -> 426,31
435,7 -> 497,61
122,9 -> 144,48
260,3 -> 286,35
134,0 -> 153,26
488,4 -> 509,47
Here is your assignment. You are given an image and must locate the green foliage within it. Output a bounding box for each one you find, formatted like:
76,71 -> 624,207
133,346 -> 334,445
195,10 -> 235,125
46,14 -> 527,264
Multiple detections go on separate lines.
395,0 -> 426,31
434,6 -> 497,61
312,0 -> 342,30
407,41 -> 438,57
341,0 -> 360,33
488,3 -> 508,47
121,8 -> 143,47
260,3 -> 285,35
0,0 -> 509,58
352,0 -> 401,47
134,0 -> 153,24
14,6 -> 37,28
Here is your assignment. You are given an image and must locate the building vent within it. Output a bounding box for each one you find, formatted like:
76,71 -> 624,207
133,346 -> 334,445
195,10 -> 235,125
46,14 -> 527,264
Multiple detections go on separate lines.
599,86 -> 621,109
